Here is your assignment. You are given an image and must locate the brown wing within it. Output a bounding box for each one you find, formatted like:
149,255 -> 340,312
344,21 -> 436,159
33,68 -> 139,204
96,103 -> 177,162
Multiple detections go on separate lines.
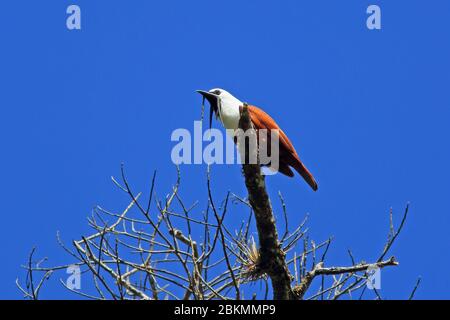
247,105 -> 318,191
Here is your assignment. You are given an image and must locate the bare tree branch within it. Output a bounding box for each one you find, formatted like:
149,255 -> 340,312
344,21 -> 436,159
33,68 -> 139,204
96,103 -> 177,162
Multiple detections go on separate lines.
17,164 -> 414,300
238,103 -> 293,300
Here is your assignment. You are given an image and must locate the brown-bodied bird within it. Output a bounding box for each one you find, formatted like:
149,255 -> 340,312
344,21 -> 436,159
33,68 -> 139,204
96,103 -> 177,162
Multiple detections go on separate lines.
197,88 -> 318,191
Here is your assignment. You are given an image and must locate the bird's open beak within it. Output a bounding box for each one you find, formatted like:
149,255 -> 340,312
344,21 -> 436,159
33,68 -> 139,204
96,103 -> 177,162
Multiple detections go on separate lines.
197,90 -> 219,128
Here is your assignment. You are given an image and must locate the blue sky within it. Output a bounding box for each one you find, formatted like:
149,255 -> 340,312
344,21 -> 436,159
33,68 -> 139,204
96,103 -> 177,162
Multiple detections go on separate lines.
1,0 -> 449,299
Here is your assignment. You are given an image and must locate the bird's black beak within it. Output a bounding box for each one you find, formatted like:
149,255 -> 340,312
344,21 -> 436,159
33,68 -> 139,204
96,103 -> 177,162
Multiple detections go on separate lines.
197,90 -> 219,129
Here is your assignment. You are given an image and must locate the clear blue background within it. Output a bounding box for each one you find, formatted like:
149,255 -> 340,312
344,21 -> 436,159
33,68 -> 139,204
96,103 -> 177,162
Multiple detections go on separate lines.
0,0 -> 449,299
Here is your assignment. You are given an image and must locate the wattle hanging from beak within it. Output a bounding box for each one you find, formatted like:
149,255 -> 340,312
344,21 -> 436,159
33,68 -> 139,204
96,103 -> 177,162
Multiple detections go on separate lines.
196,90 -> 219,128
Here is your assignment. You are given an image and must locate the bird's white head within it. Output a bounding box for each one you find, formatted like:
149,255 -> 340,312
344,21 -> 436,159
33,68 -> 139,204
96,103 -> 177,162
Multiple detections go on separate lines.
196,88 -> 242,129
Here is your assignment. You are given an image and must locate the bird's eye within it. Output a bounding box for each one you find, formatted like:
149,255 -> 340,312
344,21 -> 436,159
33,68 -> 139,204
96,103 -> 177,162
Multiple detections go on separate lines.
213,90 -> 221,95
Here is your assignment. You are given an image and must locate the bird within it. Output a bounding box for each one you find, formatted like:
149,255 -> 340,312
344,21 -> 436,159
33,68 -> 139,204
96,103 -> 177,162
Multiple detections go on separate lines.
197,88 -> 318,191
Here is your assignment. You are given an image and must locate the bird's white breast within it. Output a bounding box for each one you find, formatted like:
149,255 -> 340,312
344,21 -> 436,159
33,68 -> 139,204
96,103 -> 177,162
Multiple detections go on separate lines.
218,95 -> 242,131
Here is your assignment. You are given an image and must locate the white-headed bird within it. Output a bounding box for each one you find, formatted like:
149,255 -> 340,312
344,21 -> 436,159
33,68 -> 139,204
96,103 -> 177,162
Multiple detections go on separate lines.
197,88 -> 318,191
